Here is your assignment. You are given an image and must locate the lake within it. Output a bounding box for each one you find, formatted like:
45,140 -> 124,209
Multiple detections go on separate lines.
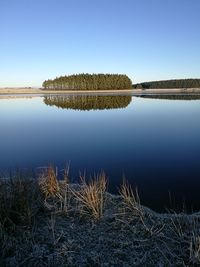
1,94 -> 200,212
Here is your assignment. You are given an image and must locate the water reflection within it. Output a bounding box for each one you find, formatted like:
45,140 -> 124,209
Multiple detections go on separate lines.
43,95 -> 132,110
1,95 -> 200,212
139,94 -> 200,100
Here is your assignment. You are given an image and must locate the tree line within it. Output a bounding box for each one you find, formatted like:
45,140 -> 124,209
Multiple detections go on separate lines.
43,95 -> 132,110
42,74 -> 132,90
140,95 -> 200,100
133,79 -> 200,89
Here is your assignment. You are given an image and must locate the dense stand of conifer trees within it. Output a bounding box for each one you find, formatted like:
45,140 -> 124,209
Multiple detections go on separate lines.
133,79 -> 200,89
42,74 -> 132,90
44,95 -> 132,110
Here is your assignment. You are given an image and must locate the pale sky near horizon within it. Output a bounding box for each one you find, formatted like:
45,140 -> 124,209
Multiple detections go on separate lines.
0,0 -> 200,87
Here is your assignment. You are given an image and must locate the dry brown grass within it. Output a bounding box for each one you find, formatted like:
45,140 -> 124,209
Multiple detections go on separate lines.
38,166 -> 107,218
70,172 -> 107,220
38,165 -> 63,212
38,165 -> 73,213
118,179 -> 161,235
38,165 -> 60,198
119,179 -> 142,216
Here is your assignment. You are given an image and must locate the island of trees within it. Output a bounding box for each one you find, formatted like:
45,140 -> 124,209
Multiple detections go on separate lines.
44,95 -> 132,110
42,74 -> 132,90
133,79 -> 200,89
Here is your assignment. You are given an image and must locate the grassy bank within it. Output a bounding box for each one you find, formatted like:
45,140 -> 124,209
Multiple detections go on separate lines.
0,167 -> 200,266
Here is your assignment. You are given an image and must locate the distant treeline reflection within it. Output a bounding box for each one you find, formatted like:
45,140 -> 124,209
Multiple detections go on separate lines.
44,95 -> 132,110
139,94 -> 200,100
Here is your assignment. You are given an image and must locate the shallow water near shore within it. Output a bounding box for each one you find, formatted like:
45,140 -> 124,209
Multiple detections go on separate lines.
1,94 -> 200,212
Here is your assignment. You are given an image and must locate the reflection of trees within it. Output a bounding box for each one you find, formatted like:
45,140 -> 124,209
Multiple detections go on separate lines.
43,95 -> 132,110
139,94 -> 200,100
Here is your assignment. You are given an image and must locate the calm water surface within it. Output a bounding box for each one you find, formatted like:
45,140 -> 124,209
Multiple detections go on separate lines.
1,94 -> 200,212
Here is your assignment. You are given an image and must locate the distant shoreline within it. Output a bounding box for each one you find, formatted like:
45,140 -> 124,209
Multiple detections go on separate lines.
0,87 -> 200,96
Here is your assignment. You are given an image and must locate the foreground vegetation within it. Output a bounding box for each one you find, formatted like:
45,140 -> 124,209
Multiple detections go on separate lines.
133,79 -> 200,89
44,95 -> 132,110
42,74 -> 132,90
1,167 -> 200,266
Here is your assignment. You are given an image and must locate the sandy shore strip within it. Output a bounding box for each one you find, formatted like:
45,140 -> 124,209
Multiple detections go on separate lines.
1,87 -> 200,96
0,88 -> 133,95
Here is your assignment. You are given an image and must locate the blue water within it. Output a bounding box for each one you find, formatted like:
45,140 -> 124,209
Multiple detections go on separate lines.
1,94 -> 200,212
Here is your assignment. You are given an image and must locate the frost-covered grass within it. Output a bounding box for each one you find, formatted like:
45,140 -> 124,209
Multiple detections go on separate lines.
0,167 -> 200,266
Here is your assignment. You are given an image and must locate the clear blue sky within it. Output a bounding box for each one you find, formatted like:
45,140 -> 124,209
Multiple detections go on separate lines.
1,0 -> 200,87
